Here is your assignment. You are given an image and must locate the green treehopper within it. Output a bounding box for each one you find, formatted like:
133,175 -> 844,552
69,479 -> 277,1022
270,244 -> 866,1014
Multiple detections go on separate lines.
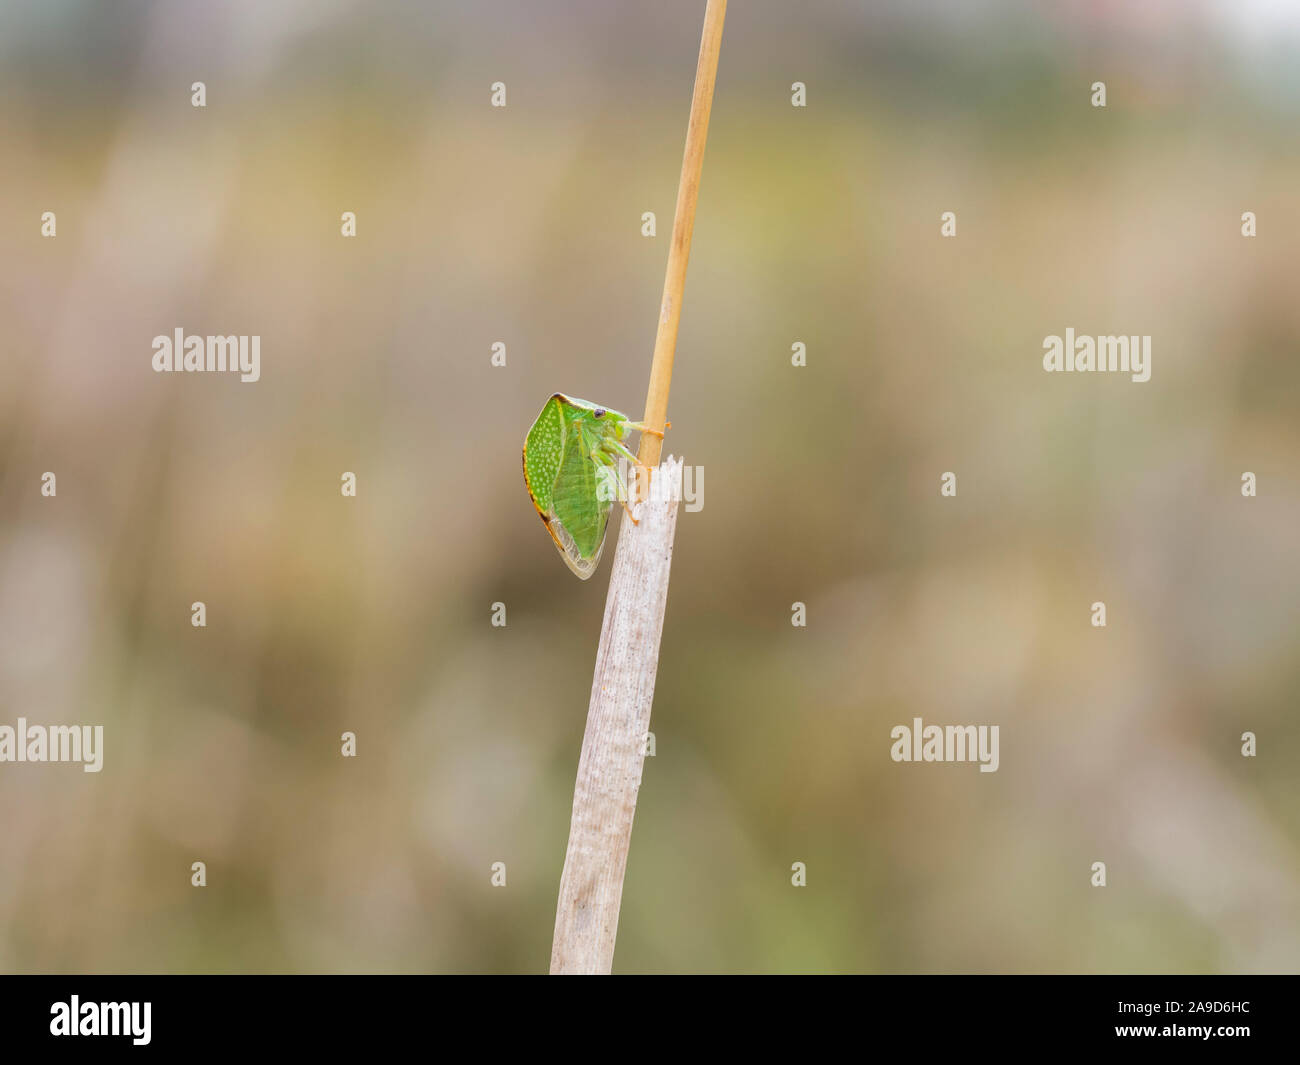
522,393 -> 666,579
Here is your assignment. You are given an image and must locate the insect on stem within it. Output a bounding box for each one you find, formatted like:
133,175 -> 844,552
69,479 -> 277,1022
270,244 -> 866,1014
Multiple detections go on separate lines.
550,0 -> 725,975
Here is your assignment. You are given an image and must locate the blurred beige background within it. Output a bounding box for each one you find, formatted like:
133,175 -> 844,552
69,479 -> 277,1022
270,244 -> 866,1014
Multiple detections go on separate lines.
1,0 -> 1297,973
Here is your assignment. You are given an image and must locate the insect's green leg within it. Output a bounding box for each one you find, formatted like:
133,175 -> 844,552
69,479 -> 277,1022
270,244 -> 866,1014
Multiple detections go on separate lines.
626,420 -> 669,438
605,436 -> 662,508
590,446 -> 639,524
606,437 -> 639,465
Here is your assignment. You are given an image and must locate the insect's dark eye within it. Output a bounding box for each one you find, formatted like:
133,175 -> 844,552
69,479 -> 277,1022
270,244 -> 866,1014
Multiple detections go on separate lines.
594,408 -> 605,418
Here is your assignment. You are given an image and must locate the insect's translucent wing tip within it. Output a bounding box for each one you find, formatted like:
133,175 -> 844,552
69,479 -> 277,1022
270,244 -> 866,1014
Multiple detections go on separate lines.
549,512 -> 603,579
566,555 -> 598,580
